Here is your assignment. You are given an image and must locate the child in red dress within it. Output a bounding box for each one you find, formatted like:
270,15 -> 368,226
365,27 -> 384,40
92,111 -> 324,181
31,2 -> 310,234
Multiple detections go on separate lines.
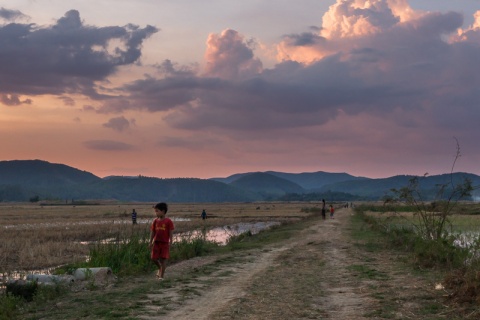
149,202 -> 174,279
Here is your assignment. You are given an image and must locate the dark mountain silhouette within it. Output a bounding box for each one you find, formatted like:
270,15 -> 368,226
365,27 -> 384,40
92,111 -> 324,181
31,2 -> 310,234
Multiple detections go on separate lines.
84,176 -> 261,202
318,173 -> 480,199
0,160 -> 479,202
229,172 -> 305,198
0,159 -> 100,201
210,173 -> 250,184
0,160 -> 261,202
211,170 -> 366,190
0,159 -> 100,187
265,171 -> 368,190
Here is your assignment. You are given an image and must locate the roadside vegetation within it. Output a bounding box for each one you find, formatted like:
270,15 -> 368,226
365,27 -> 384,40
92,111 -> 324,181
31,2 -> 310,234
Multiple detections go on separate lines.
356,202 -> 480,317
2,200 -> 480,318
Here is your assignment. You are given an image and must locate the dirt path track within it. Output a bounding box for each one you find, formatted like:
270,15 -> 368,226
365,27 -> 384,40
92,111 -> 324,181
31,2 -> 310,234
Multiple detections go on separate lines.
138,208 -> 445,319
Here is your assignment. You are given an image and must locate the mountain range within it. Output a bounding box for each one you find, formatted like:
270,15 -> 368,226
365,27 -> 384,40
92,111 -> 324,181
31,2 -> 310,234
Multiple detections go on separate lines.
1,159 -> 479,203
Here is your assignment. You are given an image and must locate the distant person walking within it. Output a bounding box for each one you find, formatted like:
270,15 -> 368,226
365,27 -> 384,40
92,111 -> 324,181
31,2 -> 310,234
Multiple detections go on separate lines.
201,209 -> 207,220
330,205 -> 335,219
131,209 -> 137,224
321,199 -> 326,220
149,202 -> 174,280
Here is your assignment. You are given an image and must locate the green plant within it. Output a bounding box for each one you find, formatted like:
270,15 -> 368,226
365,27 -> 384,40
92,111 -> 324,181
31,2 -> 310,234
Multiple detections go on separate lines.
84,232 -> 152,275
0,293 -> 22,320
170,234 -> 218,262
387,139 -> 473,241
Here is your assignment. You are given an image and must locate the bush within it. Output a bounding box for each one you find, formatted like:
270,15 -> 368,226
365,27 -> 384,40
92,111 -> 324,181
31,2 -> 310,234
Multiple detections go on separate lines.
413,237 -> 469,269
0,293 -> 22,320
5,280 -> 37,302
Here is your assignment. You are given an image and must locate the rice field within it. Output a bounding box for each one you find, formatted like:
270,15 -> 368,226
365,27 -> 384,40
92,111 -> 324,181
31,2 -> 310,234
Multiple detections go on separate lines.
0,201 -> 315,274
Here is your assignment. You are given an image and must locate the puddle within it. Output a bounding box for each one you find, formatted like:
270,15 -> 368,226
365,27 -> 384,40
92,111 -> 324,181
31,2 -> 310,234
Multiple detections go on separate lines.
176,221 -> 280,245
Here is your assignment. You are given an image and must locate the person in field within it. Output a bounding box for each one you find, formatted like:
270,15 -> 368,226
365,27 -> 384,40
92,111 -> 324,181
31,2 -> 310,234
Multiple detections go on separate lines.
201,209 -> 207,220
321,199 -> 326,220
131,209 -> 137,224
330,204 -> 335,219
149,202 -> 174,280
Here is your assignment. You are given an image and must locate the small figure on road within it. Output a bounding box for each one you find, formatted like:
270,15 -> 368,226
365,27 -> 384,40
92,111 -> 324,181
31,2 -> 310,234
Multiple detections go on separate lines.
330,205 -> 335,219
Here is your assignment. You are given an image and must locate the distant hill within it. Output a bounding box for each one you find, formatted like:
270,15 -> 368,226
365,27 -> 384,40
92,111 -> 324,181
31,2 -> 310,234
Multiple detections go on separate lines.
211,170 -> 367,190
0,159 -> 100,187
229,172 -> 305,198
210,173 -> 250,184
319,173 -> 480,199
1,159 -> 479,202
0,160 -> 101,201
265,171 -> 368,190
84,176 -> 261,202
0,160 -> 261,202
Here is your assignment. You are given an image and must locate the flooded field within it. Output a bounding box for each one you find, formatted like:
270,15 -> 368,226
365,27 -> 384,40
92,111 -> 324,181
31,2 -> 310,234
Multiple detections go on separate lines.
0,201 -> 316,276
365,209 -> 480,252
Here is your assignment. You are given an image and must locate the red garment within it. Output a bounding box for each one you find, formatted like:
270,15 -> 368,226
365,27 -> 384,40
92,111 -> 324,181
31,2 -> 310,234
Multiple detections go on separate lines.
151,242 -> 170,260
150,217 -> 174,243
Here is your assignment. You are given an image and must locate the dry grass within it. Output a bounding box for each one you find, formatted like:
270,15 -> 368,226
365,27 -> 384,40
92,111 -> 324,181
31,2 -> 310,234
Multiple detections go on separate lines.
0,201 -> 314,274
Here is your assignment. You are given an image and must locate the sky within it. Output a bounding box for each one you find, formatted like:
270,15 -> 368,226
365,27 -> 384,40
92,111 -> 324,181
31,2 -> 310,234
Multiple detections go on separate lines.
1,0 -> 480,179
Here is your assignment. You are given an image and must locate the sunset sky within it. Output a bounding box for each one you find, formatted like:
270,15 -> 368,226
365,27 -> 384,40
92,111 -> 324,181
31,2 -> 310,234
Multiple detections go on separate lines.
1,0 -> 479,179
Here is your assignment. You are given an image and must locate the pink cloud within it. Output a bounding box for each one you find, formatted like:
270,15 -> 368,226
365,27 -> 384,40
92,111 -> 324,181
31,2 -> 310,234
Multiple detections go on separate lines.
204,29 -> 263,80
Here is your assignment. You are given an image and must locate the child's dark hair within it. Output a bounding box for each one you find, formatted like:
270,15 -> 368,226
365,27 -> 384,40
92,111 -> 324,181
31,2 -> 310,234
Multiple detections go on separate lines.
154,202 -> 168,213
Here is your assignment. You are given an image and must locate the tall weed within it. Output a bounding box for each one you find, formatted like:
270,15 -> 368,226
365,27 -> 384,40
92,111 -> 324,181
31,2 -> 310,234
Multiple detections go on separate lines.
82,227 -> 219,275
86,233 -> 152,275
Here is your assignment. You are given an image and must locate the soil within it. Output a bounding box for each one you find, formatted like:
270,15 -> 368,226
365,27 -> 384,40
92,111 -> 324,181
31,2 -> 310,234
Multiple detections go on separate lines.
130,208 -> 455,319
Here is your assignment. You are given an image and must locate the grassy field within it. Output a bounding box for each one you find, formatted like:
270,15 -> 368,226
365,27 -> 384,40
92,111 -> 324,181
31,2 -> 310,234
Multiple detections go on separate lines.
2,201 -> 480,319
0,201 -> 315,274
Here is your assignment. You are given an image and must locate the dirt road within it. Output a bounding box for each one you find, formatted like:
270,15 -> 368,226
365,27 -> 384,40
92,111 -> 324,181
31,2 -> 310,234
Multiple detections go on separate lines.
138,208 -> 446,319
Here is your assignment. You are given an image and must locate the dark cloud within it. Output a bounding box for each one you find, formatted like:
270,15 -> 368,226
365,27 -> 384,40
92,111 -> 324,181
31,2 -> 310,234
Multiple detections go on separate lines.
83,140 -> 134,151
156,59 -> 197,77
0,10 -> 158,99
1,94 -> 32,106
103,116 -> 131,132
0,7 -> 27,21
281,32 -> 325,46
60,96 -> 75,106
99,76 -> 208,113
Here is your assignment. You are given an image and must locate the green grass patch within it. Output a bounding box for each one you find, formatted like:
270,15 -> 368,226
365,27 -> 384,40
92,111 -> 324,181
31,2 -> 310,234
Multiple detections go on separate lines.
0,293 -> 23,320
347,264 -> 390,280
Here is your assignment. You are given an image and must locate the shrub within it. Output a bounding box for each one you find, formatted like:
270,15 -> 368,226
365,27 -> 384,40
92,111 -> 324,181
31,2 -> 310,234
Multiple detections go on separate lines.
0,293 -> 22,320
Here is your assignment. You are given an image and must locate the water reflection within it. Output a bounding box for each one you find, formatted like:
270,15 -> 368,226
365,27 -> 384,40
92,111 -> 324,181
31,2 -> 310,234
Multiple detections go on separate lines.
176,221 -> 280,245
